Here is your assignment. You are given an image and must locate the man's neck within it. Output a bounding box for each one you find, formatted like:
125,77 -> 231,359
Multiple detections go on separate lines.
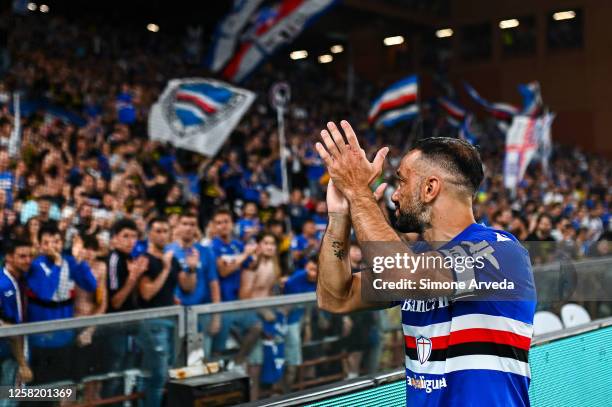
219,235 -> 231,244
179,238 -> 195,248
148,244 -> 164,258
423,202 -> 476,243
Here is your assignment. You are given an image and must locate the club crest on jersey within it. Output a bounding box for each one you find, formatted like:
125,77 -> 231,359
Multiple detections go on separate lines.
416,336 -> 432,364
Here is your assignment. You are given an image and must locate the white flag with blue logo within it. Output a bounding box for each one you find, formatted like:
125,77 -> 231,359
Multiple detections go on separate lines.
503,116 -> 539,191
148,78 -> 255,156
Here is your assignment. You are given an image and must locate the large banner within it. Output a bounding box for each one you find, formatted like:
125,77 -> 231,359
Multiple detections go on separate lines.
504,114 -> 554,190
148,78 -> 255,157
206,0 -> 265,72
221,0 -> 338,83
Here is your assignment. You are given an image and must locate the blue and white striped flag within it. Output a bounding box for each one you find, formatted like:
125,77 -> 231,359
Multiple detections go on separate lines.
368,75 -> 419,128
148,78 -> 255,156
464,82 -> 519,121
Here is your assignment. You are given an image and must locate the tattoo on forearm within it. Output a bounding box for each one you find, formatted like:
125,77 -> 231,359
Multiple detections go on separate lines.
331,241 -> 345,260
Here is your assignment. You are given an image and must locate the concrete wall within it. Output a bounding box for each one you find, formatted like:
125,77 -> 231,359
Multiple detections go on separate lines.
347,0 -> 612,155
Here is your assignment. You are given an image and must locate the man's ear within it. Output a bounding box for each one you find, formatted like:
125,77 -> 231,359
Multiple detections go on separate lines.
422,176 -> 441,203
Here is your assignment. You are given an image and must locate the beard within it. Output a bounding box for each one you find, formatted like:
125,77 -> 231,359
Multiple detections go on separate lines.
393,186 -> 431,234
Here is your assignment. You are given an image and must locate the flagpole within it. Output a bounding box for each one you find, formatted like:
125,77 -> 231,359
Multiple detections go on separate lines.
270,82 -> 293,272
269,82 -> 291,204
277,105 -> 289,203
8,92 -> 20,158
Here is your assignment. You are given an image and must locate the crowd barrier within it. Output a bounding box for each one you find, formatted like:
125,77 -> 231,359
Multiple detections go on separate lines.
0,256 -> 609,405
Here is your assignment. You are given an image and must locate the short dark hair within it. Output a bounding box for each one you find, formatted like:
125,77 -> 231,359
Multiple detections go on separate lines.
38,195 -> 54,203
111,218 -> 138,237
148,216 -> 168,228
212,207 -> 233,220
306,253 -> 318,264
256,231 -> 278,244
266,219 -> 283,229
412,137 -> 484,194
178,212 -> 197,221
5,239 -> 31,255
81,234 -> 99,251
38,223 -> 61,242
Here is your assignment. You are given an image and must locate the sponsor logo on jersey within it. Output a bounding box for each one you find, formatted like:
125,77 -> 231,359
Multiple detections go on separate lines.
407,375 -> 448,393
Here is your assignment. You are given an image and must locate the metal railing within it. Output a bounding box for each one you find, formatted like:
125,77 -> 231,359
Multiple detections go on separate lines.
0,305 -> 185,338
0,256 -> 608,403
185,293 -> 316,356
0,256 -> 609,360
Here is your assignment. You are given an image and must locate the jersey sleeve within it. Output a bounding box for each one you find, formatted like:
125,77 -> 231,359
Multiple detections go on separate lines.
210,239 -> 223,258
203,247 -> 219,282
290,236 -> 304,251
26,258 -> 57,300
70,256 -> 98,292
0,285 -> 19,324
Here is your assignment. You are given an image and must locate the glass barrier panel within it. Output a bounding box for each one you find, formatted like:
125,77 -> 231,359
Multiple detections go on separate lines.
0,316 -> 179,405
195,303 -> 403,402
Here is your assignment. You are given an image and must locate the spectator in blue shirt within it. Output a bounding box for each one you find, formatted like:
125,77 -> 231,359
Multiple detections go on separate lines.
210,209 -> 257,302
303,147 -> 325,199
287,189 -> 308,233
26,224 -> 97,384
0,240 -> 34,395
290,219 -> 320,270
236,201 -> 262,242
166,212 -> 221,358
210,208 -> 261,363
283,256 -> 317,389
166,213 -> 220,307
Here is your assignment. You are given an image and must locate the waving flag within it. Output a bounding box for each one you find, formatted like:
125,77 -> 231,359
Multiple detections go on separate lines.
148,78 -> 255,156
459,114 -> 478,145
536,112 -> 555,175
222,0 -> 338,83
206,0 -> 265,72
464,82 -> 519,121
438,96 -> 466,127
503,116 -> 539,190
518,81 -> 543,117
368,75 -> 419,128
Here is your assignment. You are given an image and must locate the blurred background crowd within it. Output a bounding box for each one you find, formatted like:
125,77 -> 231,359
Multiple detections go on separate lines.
0,6 -> 609,405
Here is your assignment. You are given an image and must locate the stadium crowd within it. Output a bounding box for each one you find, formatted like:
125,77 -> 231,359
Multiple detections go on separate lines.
0,11 -> 609,405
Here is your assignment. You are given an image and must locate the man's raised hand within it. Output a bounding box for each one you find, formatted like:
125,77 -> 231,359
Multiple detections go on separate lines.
315,120 -> 388,199
326,179 -> 349,214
